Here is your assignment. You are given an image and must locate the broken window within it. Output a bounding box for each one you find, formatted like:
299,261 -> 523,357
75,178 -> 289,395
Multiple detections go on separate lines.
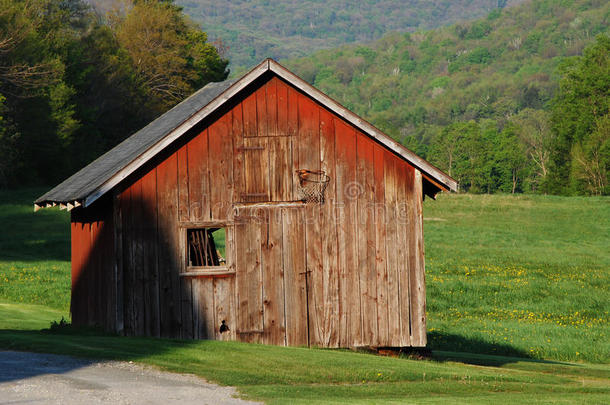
187,228 -> 226,267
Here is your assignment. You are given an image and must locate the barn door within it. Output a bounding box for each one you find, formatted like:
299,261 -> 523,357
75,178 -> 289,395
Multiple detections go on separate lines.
234,205 -> 308,346
235,136 -> 295,203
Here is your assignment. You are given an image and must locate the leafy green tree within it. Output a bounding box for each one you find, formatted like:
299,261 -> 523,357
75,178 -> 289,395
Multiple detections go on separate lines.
511,109 -> 554,193
569,115 -> 610,195
494,123 -> 528,193
551,34 -> 610,194
111,0 -> 228,112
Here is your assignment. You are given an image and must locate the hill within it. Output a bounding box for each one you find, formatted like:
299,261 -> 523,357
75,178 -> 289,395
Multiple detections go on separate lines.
284,0 -> 609,194
173,0 -> 527,70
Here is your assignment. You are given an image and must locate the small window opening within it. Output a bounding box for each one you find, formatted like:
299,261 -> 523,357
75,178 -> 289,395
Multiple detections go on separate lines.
187,228 -> 226,267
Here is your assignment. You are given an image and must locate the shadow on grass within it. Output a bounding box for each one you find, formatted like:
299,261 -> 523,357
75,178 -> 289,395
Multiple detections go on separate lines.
427,330 -> 532,359
426,331 -> 572,367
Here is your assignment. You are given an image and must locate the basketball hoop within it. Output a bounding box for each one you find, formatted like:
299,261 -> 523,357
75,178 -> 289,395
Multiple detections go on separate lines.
296,169 -> 330,204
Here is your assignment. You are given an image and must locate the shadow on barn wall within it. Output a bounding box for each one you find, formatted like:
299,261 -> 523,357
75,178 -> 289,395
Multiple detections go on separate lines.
69,110 -> 239,342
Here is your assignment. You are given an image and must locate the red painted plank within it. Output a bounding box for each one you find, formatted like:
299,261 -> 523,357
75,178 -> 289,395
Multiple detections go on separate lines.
319,107 -> 339,347
276,78 -> 289,136
334,118 -> 360,347
187,129 -> 210,221
141,168 -> 160,337
267,77 -> 279,136
256,82 -> 268,137
156,152 -> 181,338
208,113 -> 233,219
287,85 -> 299,137
242,90 -> 258,137
232,105 -> 246,204
297,93 -> 320,172
373,144 -> 389,346
356,132 -> 378,346
177,145 -> 190,222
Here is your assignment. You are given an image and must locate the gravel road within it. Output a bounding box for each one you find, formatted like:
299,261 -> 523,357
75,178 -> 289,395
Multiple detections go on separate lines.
0,351 -> 260,405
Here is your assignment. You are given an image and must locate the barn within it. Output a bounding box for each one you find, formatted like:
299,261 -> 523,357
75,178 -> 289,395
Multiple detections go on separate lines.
35,59 -> 457,348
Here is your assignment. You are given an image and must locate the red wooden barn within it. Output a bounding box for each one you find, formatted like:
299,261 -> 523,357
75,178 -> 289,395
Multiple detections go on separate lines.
36,59 -> 457,348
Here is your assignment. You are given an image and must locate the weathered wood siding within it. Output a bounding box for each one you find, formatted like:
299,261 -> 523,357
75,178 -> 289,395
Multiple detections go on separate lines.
72,74 -> 426,347
70,196 -> 115,330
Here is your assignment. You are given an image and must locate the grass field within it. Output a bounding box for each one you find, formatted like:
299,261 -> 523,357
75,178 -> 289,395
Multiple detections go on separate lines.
0,189 -> 608,403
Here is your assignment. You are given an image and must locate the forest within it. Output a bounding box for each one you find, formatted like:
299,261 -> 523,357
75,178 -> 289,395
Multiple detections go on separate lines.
285,0 -> 609,195
173,0 -> 526,70
0,0 -> 228,187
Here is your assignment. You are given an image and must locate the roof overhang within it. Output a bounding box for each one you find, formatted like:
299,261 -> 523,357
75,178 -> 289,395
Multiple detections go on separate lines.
35,58 -> 457,211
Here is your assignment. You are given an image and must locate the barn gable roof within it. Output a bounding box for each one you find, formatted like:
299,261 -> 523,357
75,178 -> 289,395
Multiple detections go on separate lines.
35,59 -> 457,211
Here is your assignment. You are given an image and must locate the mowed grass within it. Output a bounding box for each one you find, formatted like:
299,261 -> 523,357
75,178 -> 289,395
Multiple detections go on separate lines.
423,194 -> 609,363
0,189 -> 70,310
0,189 -> 608,403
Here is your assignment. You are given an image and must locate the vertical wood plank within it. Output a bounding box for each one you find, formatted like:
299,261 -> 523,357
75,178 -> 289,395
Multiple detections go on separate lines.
176,144 -> 190,339
132,180 -> 146,336
88,220 -> 98,327
319,107 -> 339,347
305,202 -> 324,347
235,208 -> 264,342
243,137 -> 269,202
356,133 -> 378,346
232,105 -> 245,204
373,145 -> 389,346
334,119 -> 360,346
121,187 -> 134,335
178,145 -> 190,222
288,86 -> 300,199
411,169 -> 427,346
214,277 -> 236,341
287,85 -> 299,136
256,82 -> 268,137
193,278 -> 215,339
242,90 -> 258,137
156,153 -> 182,338
396,160 -> 411,347
113,192 -> 124,333
269,136 -> 292,201
384,151 -> 401,346
208,114 -> 233,219
187,131 -> 210,222
297,93 -> 320,172
102,204 -> 116,332
141,169 -> 160,337
282,207 -> 308,346
261,208 -> 286,345
276,78 -> 289,136
266,78 -> 279,136
181,276 -> 193,339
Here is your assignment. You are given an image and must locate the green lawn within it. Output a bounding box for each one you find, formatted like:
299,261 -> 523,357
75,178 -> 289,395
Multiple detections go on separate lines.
0,189 -> 608,403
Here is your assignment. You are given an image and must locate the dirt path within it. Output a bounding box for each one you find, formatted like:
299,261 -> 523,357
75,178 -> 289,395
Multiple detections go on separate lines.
0,351 -> 260,405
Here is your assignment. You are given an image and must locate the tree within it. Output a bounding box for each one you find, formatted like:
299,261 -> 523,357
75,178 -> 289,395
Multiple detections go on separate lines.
511,108 -> 554,193
551,34 -> 610,194
111,0 -> 228,112
494,123 -> 528,193
569,115 -> 610,195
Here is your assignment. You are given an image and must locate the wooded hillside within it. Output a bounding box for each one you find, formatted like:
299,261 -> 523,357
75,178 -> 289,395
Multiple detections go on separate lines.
173,0 -> 525,70
285,0 -> 609,195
